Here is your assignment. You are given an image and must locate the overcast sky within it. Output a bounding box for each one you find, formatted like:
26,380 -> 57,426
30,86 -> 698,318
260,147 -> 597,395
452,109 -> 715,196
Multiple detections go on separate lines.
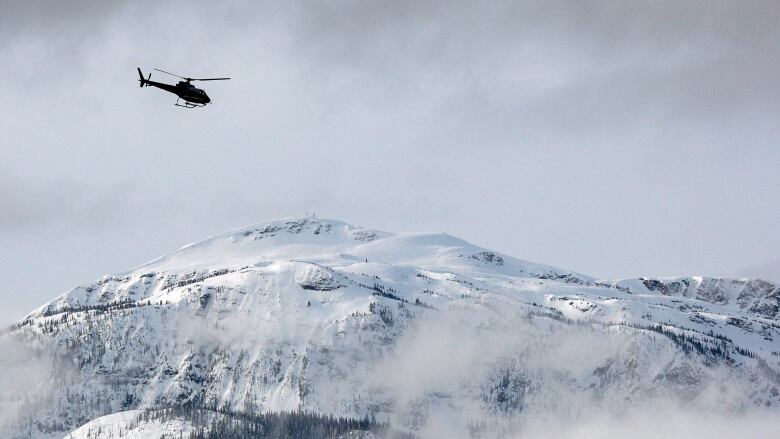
1,0 -> 778,324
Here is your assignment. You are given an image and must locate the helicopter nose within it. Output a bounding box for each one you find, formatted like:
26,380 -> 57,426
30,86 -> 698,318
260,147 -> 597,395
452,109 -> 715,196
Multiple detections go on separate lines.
204,95 -> 211,103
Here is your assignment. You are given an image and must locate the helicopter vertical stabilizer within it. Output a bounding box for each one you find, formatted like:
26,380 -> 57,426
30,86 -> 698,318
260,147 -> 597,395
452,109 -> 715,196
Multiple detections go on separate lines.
137,67 -> 150,87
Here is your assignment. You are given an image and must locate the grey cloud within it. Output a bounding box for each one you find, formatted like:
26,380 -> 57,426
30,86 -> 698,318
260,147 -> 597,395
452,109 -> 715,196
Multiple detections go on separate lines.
0,0 -> 124,55
277,1 -> 780,150
737,259 -> 780,284
0,0 -> 778,326
4,1 -> 778,134
0,172 -> 138,235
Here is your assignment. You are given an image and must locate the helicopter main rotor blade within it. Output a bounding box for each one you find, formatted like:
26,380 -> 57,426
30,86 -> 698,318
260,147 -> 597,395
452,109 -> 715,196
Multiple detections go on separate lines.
191,77 -> 231,81
154,68 -> 189,80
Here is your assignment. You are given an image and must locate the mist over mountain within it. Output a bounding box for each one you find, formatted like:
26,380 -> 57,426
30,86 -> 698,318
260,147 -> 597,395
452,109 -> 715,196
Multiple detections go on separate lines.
2,217 -> 779,438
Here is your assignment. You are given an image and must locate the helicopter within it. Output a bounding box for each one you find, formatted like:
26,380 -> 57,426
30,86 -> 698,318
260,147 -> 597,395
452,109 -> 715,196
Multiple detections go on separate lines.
137,67 -> 230,108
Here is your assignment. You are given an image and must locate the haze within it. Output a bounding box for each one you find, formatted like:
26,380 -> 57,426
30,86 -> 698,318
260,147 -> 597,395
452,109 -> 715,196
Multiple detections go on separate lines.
1,0 -> 778,324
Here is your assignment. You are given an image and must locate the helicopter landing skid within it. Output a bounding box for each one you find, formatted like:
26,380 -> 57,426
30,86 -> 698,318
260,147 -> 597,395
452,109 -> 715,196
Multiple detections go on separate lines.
175,98 -> 207,109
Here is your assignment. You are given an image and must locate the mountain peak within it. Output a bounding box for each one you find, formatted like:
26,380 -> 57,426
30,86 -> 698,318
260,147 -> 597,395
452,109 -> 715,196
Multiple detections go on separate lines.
197,216 -> 379,244
141,216 -> 389,271
133,216 -> 590,287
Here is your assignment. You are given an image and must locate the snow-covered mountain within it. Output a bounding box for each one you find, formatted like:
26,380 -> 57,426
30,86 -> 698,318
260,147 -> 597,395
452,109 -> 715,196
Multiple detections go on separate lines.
2,217 -> 779,438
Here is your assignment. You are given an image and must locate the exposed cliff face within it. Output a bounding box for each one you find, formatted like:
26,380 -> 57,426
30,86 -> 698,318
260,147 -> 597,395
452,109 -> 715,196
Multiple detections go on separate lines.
606,277 -> 780,320
2,217 -> 779,438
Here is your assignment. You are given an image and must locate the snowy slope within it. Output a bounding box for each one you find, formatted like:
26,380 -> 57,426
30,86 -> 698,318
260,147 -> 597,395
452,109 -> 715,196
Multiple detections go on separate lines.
63,410 -> 198,439
2,216 -> 779,438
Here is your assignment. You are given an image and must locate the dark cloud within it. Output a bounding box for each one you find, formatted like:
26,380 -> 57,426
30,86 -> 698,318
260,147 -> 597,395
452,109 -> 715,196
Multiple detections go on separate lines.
0,0 -> 118,36
275,1 -> 780,151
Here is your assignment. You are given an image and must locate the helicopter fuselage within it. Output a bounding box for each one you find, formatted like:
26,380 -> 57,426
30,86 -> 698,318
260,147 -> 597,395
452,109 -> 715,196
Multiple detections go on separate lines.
138,67 -> 229,107
143,80 -> 211,104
